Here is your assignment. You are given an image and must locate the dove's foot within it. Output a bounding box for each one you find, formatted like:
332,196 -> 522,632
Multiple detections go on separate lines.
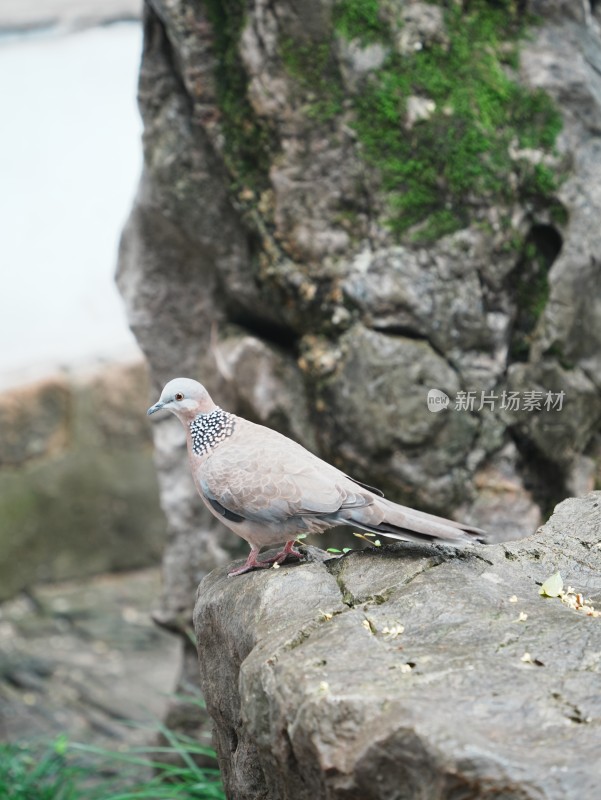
261,540 -> 304,566
228,541 -> 305,576
228,560 -> 272,577
228,547 -> 271,577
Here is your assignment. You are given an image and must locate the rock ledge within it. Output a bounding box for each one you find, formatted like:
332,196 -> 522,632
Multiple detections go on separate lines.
194,493 -> 601,799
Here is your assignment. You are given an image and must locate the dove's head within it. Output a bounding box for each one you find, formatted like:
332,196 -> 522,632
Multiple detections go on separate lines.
147,378 -> 217,421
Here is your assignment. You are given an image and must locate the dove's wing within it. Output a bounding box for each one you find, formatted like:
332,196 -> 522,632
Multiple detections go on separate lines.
198,419 -> 370,525
196,416 -> 486,546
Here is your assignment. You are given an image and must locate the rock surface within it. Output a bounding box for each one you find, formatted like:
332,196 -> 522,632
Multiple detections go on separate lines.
0,362 -> 165,601
117,4 -> 601,639
194,493 -> 601,800
118,0 -> 601,746
0,568 -> 179,745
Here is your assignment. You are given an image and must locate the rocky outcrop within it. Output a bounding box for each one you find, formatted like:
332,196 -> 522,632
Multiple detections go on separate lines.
0,362 -> 164,601
117,0 -> 601,744
118,3 -> 601,632
194,492 -> 601,800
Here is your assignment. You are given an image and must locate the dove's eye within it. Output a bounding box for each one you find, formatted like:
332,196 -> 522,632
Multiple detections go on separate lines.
174,392 -> 184,401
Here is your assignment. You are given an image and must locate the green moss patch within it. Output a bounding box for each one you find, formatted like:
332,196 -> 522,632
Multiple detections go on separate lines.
332,0 -> 390,44
508,223 -> 563,361
345,0 -> 562,241
280,38 -> 345,121
329,0 -> 562,243
206,0 -> 563,244
204,0 -> 273,190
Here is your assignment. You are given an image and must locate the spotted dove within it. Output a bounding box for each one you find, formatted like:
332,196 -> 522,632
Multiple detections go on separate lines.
148,378 -> 486,576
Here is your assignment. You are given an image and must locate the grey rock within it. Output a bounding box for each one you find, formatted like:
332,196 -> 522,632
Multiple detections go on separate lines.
0,569 -> 180,746
268,133 -> 365,263
395,2 -> 447,56
342,242 -> 503,378
214,332 -> 319,453
521,23 -> 601,387
315,324 -> 478,510
118,0 -> 601,744
0,363 -> 165,601
503,360 -> 601,466
336,38 -> 389,92
240,1 -> 289,118
455,443 -> 542,542
405,94 -> 436,128
194,492 -> 601,800
528,1 -> 587,24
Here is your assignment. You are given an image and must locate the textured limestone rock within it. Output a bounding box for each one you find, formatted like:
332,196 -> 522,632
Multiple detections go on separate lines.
395,1 -> 447,56
194,492 -> 601,800
504,360 -> 601,466
117,0 -> 601,732
0,569 -> 179,745
456,443 -> 542,542
519,16 -> 601,409
341,240 -> 505,383
314,324 -> 479,508
0,362 -> 164,601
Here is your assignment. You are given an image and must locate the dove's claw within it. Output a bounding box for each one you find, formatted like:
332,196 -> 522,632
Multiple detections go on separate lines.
227,541 -> 305,576
227,547 -> 271,577
263,541 -> 304,565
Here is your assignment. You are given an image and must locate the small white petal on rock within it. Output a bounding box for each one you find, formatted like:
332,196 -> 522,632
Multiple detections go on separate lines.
381,623 -> 405,639
521,652 -> 533,663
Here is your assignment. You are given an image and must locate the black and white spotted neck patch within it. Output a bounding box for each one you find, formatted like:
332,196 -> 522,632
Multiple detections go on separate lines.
189,408 -> 235,456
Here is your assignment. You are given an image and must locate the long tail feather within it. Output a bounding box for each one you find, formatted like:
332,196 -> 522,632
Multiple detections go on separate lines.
340,496 -> 486,546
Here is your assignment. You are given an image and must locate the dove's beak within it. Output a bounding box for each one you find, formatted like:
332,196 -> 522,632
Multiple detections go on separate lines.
147,401 -> 165,416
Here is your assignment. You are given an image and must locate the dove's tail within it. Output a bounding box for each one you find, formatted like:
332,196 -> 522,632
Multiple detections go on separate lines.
341,496 -> 487,546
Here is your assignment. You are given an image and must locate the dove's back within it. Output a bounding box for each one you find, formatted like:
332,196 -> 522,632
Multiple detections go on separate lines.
193,415 -> 484,547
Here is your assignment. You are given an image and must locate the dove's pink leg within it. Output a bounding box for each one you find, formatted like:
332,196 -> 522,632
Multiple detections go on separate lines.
228,546 -> 272,577
261,539 -> 304,565
228,541 -> 304,577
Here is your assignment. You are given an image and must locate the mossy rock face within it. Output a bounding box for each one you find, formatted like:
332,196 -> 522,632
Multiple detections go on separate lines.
271,0 -> 566,245
193,0 -> 563,273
